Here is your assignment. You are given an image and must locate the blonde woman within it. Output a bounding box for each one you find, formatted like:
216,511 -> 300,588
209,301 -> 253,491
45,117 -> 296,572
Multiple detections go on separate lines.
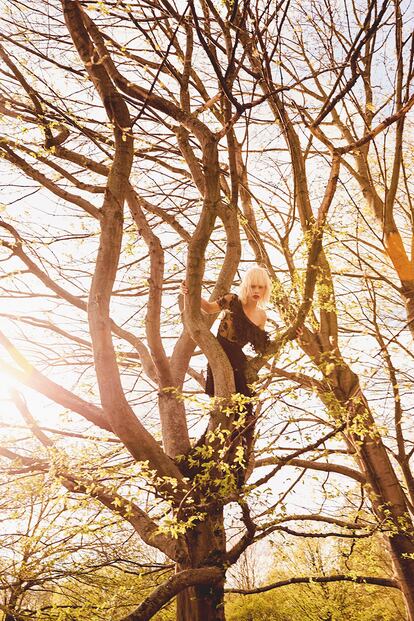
181,266 -> 272,399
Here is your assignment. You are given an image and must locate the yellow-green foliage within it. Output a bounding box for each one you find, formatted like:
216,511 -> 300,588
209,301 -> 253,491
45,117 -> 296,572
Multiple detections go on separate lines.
226,537 -> 405,621
226,585 -> 402,621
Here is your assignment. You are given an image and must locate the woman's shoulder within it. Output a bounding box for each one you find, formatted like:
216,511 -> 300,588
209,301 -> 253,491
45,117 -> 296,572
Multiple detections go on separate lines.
255,307 -> 267,325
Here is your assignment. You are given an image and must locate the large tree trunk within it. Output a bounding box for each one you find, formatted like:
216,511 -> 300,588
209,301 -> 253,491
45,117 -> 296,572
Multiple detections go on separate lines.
176,588 -> 197,621
176,581 -> 225,621
402,282 -> 414,342
176,508 -> 226,621
331,365 -> 414,620
388,539 -> 414,621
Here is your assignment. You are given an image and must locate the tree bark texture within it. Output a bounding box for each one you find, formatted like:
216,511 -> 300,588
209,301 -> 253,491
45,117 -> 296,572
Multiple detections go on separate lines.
176,508 -> 226,621
329,364 -> 414,620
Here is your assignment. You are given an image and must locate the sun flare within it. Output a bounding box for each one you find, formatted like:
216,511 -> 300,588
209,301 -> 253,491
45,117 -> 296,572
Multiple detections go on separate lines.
0,364 -> 19,398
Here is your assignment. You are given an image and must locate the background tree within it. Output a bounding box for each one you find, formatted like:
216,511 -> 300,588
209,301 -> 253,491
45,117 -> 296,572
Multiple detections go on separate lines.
226,536 -> 406,621
0,418 -> 176,620
0,1 -> 413,620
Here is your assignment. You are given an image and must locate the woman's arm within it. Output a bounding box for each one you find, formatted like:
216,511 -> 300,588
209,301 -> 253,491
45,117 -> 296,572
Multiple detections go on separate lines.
200,298 -> 221,314
180,282 -> 229,314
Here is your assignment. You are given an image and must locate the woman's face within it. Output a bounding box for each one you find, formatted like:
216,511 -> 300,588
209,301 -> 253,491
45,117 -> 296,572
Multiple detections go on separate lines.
248,282 -> 265,303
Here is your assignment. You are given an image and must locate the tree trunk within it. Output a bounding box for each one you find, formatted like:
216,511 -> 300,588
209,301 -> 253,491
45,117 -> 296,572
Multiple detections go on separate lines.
331,365 -> 414,621
402,282 -> 414,342
388,538 -> 414,621
176,587 -> 197,621
176,508 -> 226,621
176,581 -> 225,621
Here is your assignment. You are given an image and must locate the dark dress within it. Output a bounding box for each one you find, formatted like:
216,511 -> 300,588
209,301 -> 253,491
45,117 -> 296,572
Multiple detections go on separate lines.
205,293 -> 269,398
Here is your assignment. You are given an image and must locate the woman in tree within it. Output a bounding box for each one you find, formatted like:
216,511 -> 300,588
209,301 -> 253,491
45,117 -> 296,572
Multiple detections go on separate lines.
181,266 -> 272,401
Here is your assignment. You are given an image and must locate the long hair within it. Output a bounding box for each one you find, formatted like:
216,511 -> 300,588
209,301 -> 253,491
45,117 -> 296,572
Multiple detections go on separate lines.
238,266 -> 272,307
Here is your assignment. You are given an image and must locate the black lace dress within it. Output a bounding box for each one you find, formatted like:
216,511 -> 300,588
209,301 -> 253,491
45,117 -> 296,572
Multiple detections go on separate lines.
205,293 -> 269,398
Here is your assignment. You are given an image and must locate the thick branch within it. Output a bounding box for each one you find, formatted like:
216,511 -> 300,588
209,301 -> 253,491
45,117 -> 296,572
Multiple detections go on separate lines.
227,574 -> 399,595
63,0 -> 184,486
120,567 -> 223,621
0,331 -> 110,431
254,456 -> 365,483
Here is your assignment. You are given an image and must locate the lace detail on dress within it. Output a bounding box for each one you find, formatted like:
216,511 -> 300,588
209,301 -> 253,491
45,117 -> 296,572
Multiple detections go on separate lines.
230,296 -> 270,354
216,294 -> 233,310
215,293 -> 269,354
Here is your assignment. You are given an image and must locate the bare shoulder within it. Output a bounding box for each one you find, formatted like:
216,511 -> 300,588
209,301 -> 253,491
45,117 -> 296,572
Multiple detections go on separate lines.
258,308 -> 267,328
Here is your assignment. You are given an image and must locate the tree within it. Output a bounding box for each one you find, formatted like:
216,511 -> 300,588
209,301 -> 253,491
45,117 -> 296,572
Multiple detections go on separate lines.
226,536 -> 406,621
0,435 -> 176,620
0,1 -> 413,620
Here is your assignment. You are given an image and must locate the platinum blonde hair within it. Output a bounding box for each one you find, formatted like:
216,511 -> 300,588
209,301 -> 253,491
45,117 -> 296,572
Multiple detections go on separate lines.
238,266 -> 272,307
